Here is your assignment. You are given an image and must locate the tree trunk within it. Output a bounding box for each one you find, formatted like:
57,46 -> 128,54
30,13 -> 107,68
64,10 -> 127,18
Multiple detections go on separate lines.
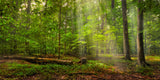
44,0 -> 48,54
58,0 -> 62,59
111,0 -> 115,9
64,10 -> 67,55
111,0 -> 118,54
122,0 -> 131,60
145,32 -> 147,54
137,0 -> 149,66
100,0 -> 105,54
25,0 -> 31,55
101,14 -> 105,54
12,0 -> 19,54
64,0 -> 69,55
72,0 -> 76,33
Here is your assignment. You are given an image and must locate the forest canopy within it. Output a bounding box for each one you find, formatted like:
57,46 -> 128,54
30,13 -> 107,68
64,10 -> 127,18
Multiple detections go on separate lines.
1,0 -> 160,56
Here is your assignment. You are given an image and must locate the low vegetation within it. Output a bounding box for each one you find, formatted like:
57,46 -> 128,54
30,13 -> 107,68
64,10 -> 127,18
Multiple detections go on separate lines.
0,55 -> 159,80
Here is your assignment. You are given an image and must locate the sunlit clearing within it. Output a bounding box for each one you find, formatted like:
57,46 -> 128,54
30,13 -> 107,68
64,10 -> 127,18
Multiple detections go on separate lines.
76,0 -> 120,60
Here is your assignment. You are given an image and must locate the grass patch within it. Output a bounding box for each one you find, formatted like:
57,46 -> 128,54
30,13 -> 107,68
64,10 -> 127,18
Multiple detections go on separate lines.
98,54 -> 113,58
146,56 -> 160,61
136,66 -> 154,76
131,56 -> 160,61
0,63 -> 43,77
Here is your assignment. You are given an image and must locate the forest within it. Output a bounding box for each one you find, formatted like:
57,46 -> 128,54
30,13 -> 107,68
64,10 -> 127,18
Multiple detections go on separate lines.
0,0 -> 160,80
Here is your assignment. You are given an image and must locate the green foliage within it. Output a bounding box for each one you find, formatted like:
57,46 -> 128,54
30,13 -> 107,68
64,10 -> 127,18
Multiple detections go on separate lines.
0,0 -> 159,58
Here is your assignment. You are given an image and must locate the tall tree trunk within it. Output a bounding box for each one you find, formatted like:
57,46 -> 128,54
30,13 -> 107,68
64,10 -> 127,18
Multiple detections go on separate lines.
12,0 -> 19,54
145,32 -> 147,54
99,0 -> 105,54
107,0 -> 115,55
122,0 -> 131,60
64,4 -> 68,55
25,0 -> 31,55
101,14 -> 105,54
111,0 -> 118,54
43,0 -> 48,54
45,0 -> 48,8
58,0 -> 62,59
72,0 -> 76,33
111,0 -> 114,9
137,0 -> 149,66
96,0 -> 101,57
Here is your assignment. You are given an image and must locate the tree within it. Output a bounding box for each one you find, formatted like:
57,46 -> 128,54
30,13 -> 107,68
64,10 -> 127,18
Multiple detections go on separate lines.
58,0 -> 62,59
25,0 -> 31,55
137,0 -> 149,66
122,0 -> 131,60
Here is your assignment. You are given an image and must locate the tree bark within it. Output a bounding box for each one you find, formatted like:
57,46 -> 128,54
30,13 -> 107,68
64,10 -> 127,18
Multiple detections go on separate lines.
137,0 -> 149,66
122,0 -> 131,60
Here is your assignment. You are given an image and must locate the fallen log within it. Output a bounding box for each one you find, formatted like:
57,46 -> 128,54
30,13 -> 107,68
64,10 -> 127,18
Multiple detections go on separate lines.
3,56 -> 73,65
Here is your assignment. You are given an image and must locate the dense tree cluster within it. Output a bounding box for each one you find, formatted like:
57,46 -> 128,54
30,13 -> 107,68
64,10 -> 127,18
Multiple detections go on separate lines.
0,0 -> 159,66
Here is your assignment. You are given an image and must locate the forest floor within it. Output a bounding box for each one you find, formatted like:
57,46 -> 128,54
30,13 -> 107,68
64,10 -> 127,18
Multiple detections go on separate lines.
0,54 -> 160,80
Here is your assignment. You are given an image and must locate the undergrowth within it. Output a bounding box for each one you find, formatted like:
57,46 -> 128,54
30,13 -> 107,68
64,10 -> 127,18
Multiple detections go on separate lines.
136,66 -> 154,76
0,60 -> 110,77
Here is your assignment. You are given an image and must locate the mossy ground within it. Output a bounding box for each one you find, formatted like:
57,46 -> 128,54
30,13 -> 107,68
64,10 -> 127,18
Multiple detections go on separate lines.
0,55 -> 159,80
